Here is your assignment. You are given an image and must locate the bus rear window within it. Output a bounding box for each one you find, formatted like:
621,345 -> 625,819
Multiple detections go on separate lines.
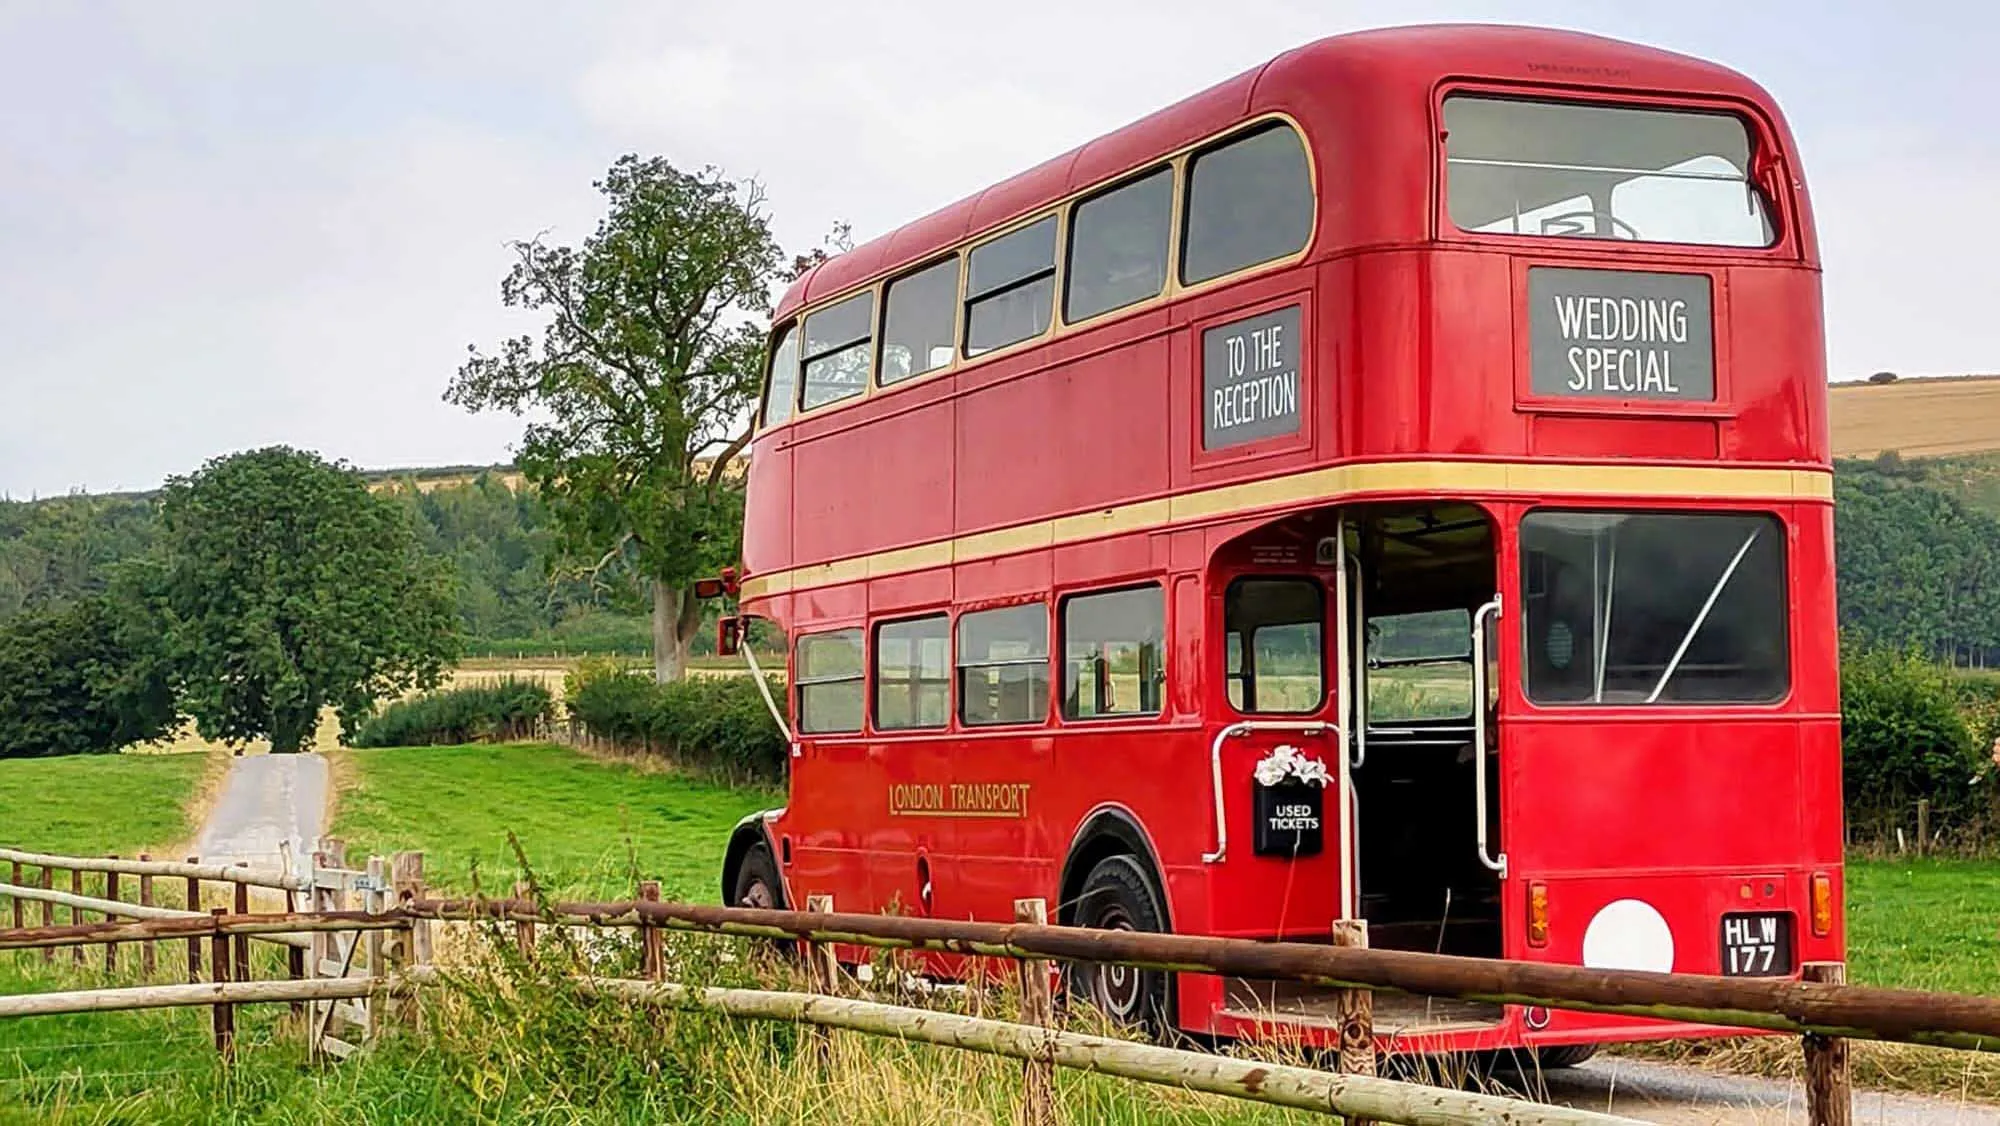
1444,96 -> 1775,249
1520,511 -> 1787,705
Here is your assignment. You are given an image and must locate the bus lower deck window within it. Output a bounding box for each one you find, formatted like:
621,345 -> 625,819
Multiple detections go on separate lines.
957,604 -> 1049,726
1224,577 -> 1324,714
1062,585 -> 1166,719
796,629 -> 865,733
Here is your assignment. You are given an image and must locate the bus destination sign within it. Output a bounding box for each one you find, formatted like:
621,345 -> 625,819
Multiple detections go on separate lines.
1528,267 -> 1714,402
1203,304 -> 1302,449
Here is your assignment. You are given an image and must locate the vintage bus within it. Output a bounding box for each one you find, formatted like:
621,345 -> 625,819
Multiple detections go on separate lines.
717,23 -> 1840,1063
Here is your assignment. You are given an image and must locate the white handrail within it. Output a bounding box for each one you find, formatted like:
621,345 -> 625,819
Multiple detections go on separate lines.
1470,598 -> 1507,879
1202,721 -> 1334,864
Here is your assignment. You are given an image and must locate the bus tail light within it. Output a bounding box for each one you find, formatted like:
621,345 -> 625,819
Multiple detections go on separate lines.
1810,872 -> 1833,936
1526,881 -> 1549,947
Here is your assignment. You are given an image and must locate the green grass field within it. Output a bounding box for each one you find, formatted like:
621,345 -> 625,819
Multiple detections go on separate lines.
0,751 -> 210,855
330,742 -> 780,901
1846,856 -> 2000,994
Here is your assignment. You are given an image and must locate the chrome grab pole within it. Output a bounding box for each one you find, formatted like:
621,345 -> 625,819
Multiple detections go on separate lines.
1202,721 -> 1334,864
1470,597 -> 1507,879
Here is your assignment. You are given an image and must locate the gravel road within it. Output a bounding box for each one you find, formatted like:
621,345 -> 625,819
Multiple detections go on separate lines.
193,751 -> 328,873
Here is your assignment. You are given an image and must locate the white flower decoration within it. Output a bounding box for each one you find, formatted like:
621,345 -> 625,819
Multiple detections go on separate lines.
1253,744 -> 1330,788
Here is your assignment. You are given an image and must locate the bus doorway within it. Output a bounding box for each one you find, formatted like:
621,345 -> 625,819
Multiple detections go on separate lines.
1346,504 -> 1504,962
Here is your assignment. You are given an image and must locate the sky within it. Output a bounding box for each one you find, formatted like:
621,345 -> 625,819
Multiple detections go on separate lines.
0,0 -> 1990,498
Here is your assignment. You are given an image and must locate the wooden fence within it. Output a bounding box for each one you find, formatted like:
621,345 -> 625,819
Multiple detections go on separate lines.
14,846 -> 2000,1124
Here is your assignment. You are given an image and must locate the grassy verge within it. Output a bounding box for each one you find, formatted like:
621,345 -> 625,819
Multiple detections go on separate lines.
330,742 -> 779,901
0,751 -> 215,856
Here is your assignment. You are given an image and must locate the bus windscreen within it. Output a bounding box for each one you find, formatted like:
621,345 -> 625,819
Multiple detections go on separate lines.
1444,96 -> 1775,248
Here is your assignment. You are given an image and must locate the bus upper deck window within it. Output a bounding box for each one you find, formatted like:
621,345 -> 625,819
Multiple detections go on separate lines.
1181,122 -> 1313,285
1443,96 -> 1776,249
762,325 -> 799,427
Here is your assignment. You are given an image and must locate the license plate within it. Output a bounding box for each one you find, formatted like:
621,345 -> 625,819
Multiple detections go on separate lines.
1720,912 -> 1793,976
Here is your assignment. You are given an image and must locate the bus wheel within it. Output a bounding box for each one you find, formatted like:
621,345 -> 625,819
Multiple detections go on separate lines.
1070,854 -> 1171,1038
1535,1044 -> 1599,1069
731,841 -> 785,911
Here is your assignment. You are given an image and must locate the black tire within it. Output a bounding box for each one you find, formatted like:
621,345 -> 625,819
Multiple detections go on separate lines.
1534,1043 -> 1599,1069
1068,854 -> 1173,1039
731,841 -> 785,911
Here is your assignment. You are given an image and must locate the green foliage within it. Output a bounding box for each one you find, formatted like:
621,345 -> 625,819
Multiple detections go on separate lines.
154,447 -> 461,753
1834,456 -> 2000,661
0,594 -> 176,758
446,155 -> 791,681
0,493 -> 155,620
1839,645 -> 1996,839
565,660 -> 789,784
351,680 -> 556,748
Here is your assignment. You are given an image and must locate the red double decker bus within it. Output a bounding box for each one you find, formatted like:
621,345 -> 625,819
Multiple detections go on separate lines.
720,23 -> 1840,1063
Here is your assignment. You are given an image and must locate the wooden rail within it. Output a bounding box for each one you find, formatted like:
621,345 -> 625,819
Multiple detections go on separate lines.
7,852 -> 1952,1125
0,847 -> 303,891
574,976 -> 1640,1126
410,896 -> 2000,1054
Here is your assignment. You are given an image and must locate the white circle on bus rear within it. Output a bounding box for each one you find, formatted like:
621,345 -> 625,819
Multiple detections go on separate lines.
1581,898 -> 1675,973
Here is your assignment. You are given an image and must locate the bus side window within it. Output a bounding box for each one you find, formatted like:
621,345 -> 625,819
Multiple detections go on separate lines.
802,292 -> 875,411
1224,577 -> 1324,714
957,605 -> 1049,726
876,615 -> 950,730
796,629 -> 864,734
762,324 -> 799,427
880,256 -> 959,386
1065,166 -> 1172,323
1181,122 -> 1314,285
1062,585 -> 1166,719
964,216 -> 1057,357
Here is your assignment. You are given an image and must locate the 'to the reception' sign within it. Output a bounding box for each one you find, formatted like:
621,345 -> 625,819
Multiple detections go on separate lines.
1528,268 -> 1714,402
1203,304 -> 1302,449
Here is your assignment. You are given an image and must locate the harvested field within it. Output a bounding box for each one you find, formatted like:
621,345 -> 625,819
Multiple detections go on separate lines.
1831,375 -> 2000,459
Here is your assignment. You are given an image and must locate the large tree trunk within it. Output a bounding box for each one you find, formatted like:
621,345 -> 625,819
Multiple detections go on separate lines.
651,580 -> 701,684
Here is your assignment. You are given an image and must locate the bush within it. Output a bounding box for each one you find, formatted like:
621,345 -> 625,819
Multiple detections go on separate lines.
351,680 -> 556,748
0,594 -> 176,758
1840,646 -> 1996,842
565,660 -> 788,784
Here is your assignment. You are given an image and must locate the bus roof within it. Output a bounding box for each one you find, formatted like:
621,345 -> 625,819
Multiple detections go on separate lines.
775,24 -> 1793,321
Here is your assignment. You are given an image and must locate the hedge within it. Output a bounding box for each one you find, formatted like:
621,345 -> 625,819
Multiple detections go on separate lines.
1840,645 -> 1998,844
351,680 -> 556,748
564,660 -> 788,784
0,594 -> 177,759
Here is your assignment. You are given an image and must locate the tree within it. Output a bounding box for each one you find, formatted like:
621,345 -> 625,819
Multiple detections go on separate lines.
0,593 -> 177,759
155,447 -> 459,753
445,155 -> 793,683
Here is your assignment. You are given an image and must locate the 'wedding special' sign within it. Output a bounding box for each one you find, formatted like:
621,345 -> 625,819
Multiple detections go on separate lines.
1528,267 -> 1714,402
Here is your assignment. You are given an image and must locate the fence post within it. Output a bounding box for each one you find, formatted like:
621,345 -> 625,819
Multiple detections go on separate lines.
804,893 -> 837,1066
8,860 -> 19,928
1803,962 -> 1851,1126
1014,897 -> 1057,1126
1331,917 -> 1377,1119
639,880 -> 663,982
365,856 -> 387,1041
104,857 -> 120,974
39,868 -> 53,964
280,843 -> 305,1017
512,880 -> 536,964
137,855 -> 156,981
209,907 -> 234,1061
184,861 -> 202,984
1916,800 -> 1931,857
233,864 -> 251,986
389,851 -> 425,1033
70,869 -> 84,965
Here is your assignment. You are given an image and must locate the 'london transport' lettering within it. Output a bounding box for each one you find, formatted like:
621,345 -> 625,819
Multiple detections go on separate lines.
889,782 -> 1032,818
